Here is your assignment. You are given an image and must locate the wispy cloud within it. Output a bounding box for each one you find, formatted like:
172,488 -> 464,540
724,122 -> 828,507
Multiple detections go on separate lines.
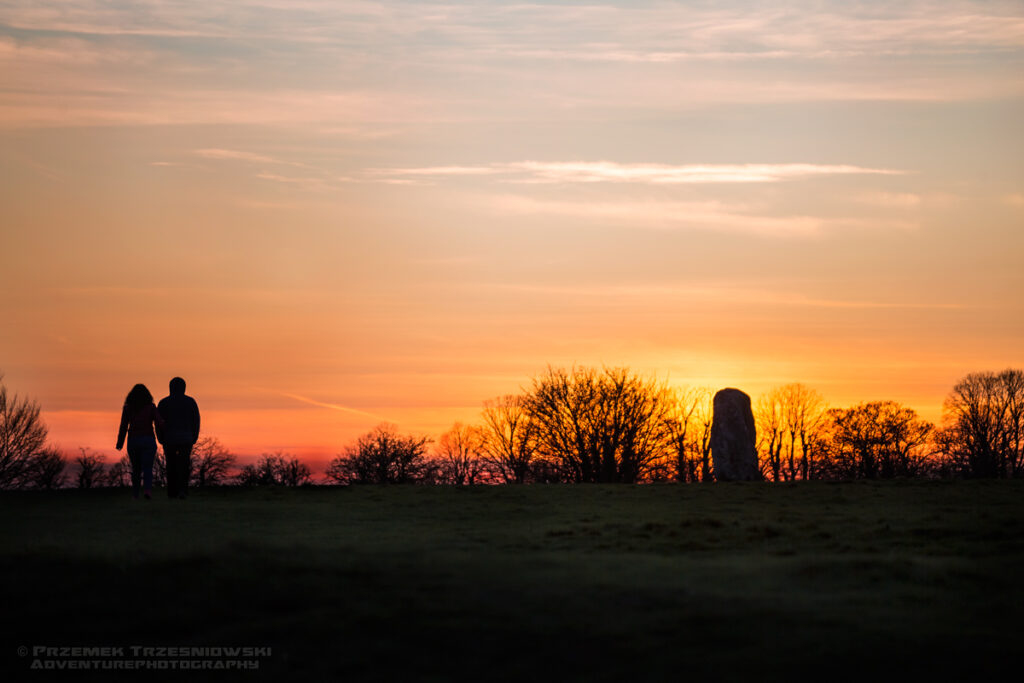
2,1 -> 1022,131
194,148 -> 348,189
485,195 -> 917,237
203,159 -> 903,191
369,161 -> 906,185
857,192 -> 923,208
366,166 -> 503,177
9,2 -> 1019,56
486,282 -> 963,311
375,178 -> 428,186
505,161 -> 904,184
501,48 -> 802,63
254,173 -> 331,190
0,79 -> 423,129
194,148 -> 276,163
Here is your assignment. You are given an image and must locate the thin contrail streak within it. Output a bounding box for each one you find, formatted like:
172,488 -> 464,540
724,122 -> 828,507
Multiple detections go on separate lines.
265,389 -> 388,421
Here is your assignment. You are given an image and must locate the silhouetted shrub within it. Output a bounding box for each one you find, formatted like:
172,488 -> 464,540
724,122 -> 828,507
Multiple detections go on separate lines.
237,452 -> 311,486
327,424 -> 433,484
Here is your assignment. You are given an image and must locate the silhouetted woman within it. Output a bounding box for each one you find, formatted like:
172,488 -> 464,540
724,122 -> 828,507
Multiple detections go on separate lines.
116,384 -> 164,499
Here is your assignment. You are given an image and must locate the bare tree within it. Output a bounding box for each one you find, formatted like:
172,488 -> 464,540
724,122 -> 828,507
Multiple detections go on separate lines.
237,452 -> 311,486
782,383 -> 827,480
756,387 -> 786,481
326,424 -> 433,484
819,402 -> 933,479
0,374 -> 50,489
277,454 -> 312,487
525,366 -> 673,483
435,423 -> 487,485
756,384 -> 827,481
75,448 -> 106,489
106,454 -> 132,488
191,436 -> 237,487
479,395 -> 538,484
664,386 -> 712,483
937,369 -> 1024,478
236,458 -> 274,486
26,448 -> 67,490
693,390 -> 714,482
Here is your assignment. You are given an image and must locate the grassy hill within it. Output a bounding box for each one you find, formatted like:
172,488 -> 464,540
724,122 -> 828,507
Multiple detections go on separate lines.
3,481 -> 1023,681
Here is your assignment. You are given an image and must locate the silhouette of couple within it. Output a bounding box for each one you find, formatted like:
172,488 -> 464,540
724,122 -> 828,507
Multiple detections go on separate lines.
116,377 -> 200,500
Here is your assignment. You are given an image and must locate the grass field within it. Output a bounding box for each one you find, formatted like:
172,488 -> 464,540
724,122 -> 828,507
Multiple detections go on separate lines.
2,481 -> 1023,681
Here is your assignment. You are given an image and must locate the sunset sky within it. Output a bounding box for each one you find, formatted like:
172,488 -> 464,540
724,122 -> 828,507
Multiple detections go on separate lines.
1,1 -> 1022,470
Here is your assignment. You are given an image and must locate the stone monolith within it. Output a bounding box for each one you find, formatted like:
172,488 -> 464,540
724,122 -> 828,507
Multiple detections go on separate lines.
710,388 -> 760,481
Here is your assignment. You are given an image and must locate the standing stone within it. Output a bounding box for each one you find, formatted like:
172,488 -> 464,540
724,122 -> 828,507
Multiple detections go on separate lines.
710,388 -> 760,481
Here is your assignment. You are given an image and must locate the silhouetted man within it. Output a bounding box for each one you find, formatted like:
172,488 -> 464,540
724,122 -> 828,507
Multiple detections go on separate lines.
157,377 -> 200,499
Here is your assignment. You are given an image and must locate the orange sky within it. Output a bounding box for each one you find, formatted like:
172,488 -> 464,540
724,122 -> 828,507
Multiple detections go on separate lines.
1,1 -> 1022,473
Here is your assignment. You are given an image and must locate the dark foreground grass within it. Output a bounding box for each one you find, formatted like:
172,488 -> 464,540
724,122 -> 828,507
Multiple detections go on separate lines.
2,481 -> 1023,681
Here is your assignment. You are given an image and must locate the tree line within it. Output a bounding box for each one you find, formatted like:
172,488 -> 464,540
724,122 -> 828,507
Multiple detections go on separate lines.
19,437 -> 241,490
325,367 -> 1023,485
1,367 -> 1022,489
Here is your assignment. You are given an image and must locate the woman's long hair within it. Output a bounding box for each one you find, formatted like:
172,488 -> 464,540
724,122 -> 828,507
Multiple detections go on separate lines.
125,384 -> 153,414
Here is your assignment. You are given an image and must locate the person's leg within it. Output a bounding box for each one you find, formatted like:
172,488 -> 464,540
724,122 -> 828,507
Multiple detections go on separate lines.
140,439 -> 156,498
178,444 -> 193,498
166,444 -> 189,498
165,445 -> 179,498
127,445 -> 141,499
